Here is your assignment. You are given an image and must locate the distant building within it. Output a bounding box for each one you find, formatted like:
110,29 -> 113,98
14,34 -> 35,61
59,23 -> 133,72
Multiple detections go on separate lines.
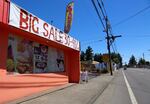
81,61 -> 107,72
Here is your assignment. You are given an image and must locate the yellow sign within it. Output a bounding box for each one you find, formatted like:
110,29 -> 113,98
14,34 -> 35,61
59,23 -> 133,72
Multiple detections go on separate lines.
102,54 -> 109,62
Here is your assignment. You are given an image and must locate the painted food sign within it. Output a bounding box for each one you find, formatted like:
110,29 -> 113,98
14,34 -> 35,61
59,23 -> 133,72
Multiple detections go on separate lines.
7,34 -> 64,74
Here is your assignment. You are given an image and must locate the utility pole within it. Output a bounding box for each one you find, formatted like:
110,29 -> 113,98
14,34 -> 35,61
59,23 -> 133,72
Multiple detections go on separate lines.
143,53 -> 145,60
105,16 -> 113,76
91,0 -> 122,76
143,53 -> 145,69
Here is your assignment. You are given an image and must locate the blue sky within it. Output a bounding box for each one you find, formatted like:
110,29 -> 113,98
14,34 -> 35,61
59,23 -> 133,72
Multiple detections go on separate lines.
11,0 -> 150,64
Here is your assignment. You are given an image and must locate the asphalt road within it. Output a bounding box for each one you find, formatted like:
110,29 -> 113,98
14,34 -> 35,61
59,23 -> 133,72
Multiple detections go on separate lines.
125,68 -> 150,104
93,68 -> 150,104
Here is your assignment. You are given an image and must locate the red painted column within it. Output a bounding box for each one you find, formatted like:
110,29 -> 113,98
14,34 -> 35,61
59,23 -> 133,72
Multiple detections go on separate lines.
68,51 -> 80,83
64,51 -> 69,76
0,30 -> 8,70
0,0 -> 10,75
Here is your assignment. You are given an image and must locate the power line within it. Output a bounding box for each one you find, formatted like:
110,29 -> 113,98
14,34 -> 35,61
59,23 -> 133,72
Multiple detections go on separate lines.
111,43 -> 115,53
91,0 -> 105,29
114,5 -> 150,27
112,42 -> 118,53
97,0 -> 106,18
96,0 -> 114,38
122,34 -> 150,38
97,0 -> 114,37
81,39 -> 104,46
110,40 -> 117,53
84,0 -> 104,34
99,0 -> 108,16
92,0 -> 113,37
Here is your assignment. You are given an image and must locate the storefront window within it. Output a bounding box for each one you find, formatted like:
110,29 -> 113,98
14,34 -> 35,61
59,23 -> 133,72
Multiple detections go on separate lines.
7,34 -> 64,74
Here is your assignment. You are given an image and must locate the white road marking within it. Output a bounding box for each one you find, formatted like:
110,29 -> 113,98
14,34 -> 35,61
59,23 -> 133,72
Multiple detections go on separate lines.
122,70 -> 138,104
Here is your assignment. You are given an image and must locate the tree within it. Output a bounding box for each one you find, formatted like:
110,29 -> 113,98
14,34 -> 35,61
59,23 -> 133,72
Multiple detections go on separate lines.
94,53 -> 103,62
111,52 -> 122,67
145,61 -> 150,65
128,55 -> 137,67
138,58 -> 146,66
85,46 -> 93,61
111,53 -> 120,63
80,51 -> 85,61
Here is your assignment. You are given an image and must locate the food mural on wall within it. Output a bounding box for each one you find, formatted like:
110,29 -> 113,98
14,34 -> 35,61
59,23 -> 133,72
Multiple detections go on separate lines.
7,35 -> 64,74
47,48 -> 64,72
56,50 -> 64,71
16,37 -> 33,73
33,44 -> 48,73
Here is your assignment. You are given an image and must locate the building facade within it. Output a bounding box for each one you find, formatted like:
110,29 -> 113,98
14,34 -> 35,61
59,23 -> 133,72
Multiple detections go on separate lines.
0,0 -> 80,83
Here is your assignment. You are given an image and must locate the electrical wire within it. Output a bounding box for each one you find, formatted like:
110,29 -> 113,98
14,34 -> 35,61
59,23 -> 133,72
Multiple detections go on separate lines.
97,0 -> 106,18
122,34 -> 150,38
113,42 -> 118,53
84,0 -> 105,35
81,39 -> 105,46
97,0 -> 114,37
99,0 -> 108,16
114,5 -> 150,27
96,0 -> 114,38
111,43 -> 116,53
91,0 -> 105,29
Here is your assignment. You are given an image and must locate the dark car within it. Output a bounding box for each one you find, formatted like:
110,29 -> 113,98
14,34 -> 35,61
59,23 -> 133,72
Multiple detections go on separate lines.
124,65 -> 127,70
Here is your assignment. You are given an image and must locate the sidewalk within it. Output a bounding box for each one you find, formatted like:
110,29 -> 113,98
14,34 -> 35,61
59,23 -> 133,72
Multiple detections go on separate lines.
0,72 -> 68,104
8,72 -> 116,104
